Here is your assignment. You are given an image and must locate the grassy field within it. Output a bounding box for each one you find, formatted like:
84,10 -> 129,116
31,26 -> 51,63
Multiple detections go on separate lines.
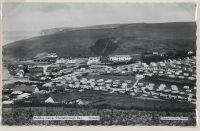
11,89 -> 195,111
84,74 -> 136,81
2,107 -> 196,126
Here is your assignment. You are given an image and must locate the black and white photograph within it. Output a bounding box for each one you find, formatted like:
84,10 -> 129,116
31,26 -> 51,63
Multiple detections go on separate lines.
1,2 -> 198,126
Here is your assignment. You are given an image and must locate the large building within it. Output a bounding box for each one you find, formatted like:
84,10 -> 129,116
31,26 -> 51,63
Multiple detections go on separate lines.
108,55 -> 132,62
33,53 -> 58,64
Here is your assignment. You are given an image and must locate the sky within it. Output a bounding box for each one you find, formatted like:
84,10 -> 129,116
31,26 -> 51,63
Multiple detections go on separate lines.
2,3 -> 197,31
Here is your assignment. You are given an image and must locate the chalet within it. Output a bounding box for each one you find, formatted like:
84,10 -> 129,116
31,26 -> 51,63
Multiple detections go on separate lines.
66,59 -> 77,64
188,51 -> 194,55
188,77 -> 195,80
17,93 -> 31,99
130,92 -> 135,96
169,75 -> 175,78
178,76 -> 184,79
183,73 -> 189,76
11,91 -> 23,95
183,86 -> 190,89
3,100 -> 14,104
153,52 -> 159,55
163,89 -> 171,93
171,85 -> 178,91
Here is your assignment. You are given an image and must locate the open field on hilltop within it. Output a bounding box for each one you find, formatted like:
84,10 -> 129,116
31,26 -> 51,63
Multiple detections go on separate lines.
2,107 -> 196,126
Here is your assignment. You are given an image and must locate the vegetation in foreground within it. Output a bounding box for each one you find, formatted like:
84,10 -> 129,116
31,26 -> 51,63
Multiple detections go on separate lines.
2,107 -> 196,126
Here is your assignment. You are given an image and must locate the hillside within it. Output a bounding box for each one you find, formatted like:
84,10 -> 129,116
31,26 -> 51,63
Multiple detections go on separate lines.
3,22 -> 197,62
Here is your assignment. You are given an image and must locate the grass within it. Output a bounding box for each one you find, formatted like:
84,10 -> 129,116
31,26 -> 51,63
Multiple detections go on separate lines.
2,107 -> 196,126
83,74 -> 137,82
3,22 -> 196,61
7,89 -> 195,111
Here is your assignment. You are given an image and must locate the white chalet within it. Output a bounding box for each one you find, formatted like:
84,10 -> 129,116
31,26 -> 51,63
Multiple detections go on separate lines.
66,59 -> 77,64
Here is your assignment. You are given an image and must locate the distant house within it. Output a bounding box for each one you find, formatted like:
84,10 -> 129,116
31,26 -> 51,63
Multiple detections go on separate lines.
188,51 -> 194,55
87,57 -> 100,65
153,52 -> 159,55
3,100 -> 14,105
42,82 -> 53,87
56,58 -> 66,64
15,69 -> 24,77
109,55 -> 132,62
66,59 -> 77,64
34,87 -> 40,93
169,75 -> 175,78
183,73 -> 189,76
17,93 -> 31,99
45,97 -> 55,103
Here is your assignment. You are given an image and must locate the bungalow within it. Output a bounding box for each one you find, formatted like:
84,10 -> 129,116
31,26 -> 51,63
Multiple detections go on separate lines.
183,86 -> 190,89
169,75 -> 175,78
183,73 -> 189,76
76,99 -> 90,105
171,85 -> 178,91
159,93 -> 168,97
163,89 -> 171,93
178,76 -> 185,79
130,92 -> 135,96
157,84 -> 166,91
188,77 -> 195,80
42,82 -> 53,87
11,91 -> 23,95
135,74 -> 144,79
17,93 -> 31,99
153,52 -> 159,55
177,96 -> 184,100
121,83 -> 128,89
105,79 -> 112,83
3,100 -> 14,105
